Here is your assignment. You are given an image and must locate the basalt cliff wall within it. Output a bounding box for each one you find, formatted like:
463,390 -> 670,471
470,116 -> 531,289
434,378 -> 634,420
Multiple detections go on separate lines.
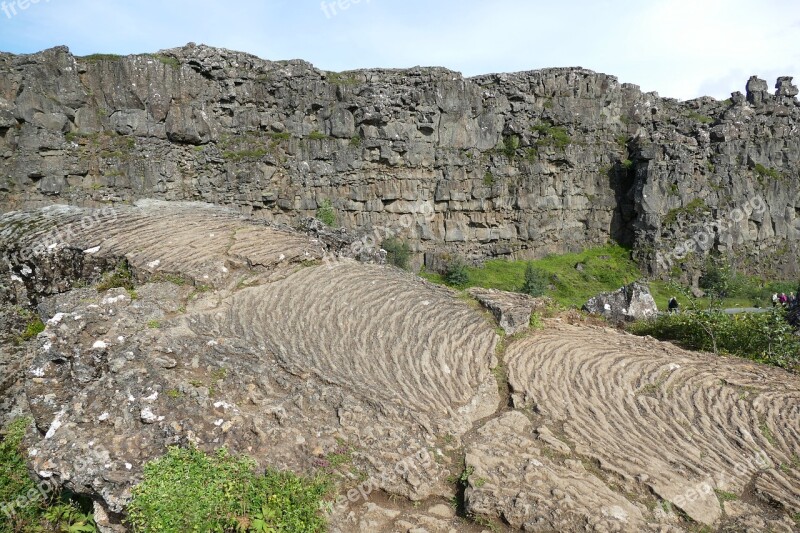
1,44 -> 798,278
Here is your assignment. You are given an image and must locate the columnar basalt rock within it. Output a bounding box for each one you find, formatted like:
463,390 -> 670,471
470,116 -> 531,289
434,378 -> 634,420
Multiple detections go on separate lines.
0,45 -> 798,281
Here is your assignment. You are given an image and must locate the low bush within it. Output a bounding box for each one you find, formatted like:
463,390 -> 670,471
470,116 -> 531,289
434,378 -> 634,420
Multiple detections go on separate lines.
629,308 -> 800,371
316,199 -> 337,227
381,238 -> 411,270
126,447 -> 329,532
97,261 -> 135,292
520,263 -> 549,297
444,258 -> 470,287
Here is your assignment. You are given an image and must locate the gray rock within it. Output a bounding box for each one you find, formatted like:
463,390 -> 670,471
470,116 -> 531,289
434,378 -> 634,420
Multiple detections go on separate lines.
582,281 -> 658,322
467,287 -> 551,335
0,45 -> 798,284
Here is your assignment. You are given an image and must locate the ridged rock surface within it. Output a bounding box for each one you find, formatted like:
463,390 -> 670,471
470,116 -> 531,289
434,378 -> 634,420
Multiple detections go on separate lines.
1,204 -> 799,532
0,45 -> 799,279
481,324 -> 800,531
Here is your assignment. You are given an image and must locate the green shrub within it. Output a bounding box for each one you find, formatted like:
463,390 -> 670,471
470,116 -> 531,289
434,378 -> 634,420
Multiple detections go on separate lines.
444,258 -> 470,287
382,238 -> 411,270
126,447 -> 329,532
520,263 -> 549,297
316,199 -> 336,227
754,163 -> 781,180
97,261 -> 135,292
19,318 -> 45,341
501,135 -> 520,158
483,171 -> 495,186
533,123 -> 571,150
153,54 -> 180,69
349,135 -> 361,147
628,309 -> 800,371
269,132 -> 291,141
685,111 -> 714,124
308,131 -> 329,141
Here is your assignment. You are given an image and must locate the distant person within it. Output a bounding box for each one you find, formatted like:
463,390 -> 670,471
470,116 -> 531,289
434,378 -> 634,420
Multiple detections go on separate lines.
772,293 -> 779,307
668,297 -> 679,313
789,292 -> 796,305
780,293 -> 788,305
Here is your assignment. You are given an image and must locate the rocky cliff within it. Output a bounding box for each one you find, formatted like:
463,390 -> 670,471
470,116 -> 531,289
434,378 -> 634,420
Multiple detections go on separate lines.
1,44 -> 798,278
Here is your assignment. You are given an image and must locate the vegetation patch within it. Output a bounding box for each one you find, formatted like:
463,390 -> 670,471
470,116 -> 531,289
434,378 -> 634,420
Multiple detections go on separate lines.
684,111 -> 714,124
152,54 -> 181,69
501,134 -> 520,158
533,122 -> 571,150
326,72 -> 358,86
1,419 -> 97,533
97,261 -> 135,292
308,130 -> 329,141
126,446 -> 329,532
443,257 -> 470,287
79,53 -> 123,62
316,199 -> 337,227
423,244 -> 639,308
628,308 -> 799,371
381,237 -> 411,270
663,198 -> 709,225
753,163 -> 782,181
520,263 -> 549,297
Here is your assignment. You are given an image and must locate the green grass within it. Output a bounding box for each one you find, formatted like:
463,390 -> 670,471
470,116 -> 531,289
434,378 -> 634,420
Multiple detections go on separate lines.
1,419 -> 97,532
126,447 -> 329,532
151,54 -> 181,69
223,148 -> 268,161
308,130 -> 329,141
19,318 -> 45,342
422,244 -> 639,308
96,261 -> 135,292
685,111 -> 714,124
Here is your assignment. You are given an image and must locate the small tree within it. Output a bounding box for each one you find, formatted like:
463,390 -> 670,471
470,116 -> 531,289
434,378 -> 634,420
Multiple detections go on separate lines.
444,258 -> 470,287
381,238 -> 411,270
520,263 -> 549,297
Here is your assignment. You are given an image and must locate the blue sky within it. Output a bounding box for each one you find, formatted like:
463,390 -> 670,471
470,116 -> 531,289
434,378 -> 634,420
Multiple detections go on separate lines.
0,0 -> 798,100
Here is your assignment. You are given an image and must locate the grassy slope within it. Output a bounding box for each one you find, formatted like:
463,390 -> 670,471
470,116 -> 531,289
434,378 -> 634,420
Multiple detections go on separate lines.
422,244 -> 795,310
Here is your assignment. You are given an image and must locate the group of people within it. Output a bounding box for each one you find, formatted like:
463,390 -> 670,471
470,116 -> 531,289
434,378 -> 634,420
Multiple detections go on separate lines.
772,292 -> 797,307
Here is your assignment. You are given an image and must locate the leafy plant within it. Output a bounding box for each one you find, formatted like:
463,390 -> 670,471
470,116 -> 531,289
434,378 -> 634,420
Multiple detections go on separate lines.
520,263 -> 549,297
754,163 -> 781,180
444,258 -> 470,287
629,302 -> 800,370
97,261 -> 135,292
483,171 -> 495,186
19,318 -> 45,341
316,199 -> 337,227
533,122 -> 571,150
126,447 -> 329,532
308,130 -> 328,141
381,238 -> 411,270
501,134 -> 520,158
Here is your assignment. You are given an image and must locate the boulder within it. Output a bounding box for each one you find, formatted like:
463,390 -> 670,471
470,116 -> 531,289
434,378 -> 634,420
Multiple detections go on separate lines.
582,281 -> 658,322
467,287 -> 551,335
